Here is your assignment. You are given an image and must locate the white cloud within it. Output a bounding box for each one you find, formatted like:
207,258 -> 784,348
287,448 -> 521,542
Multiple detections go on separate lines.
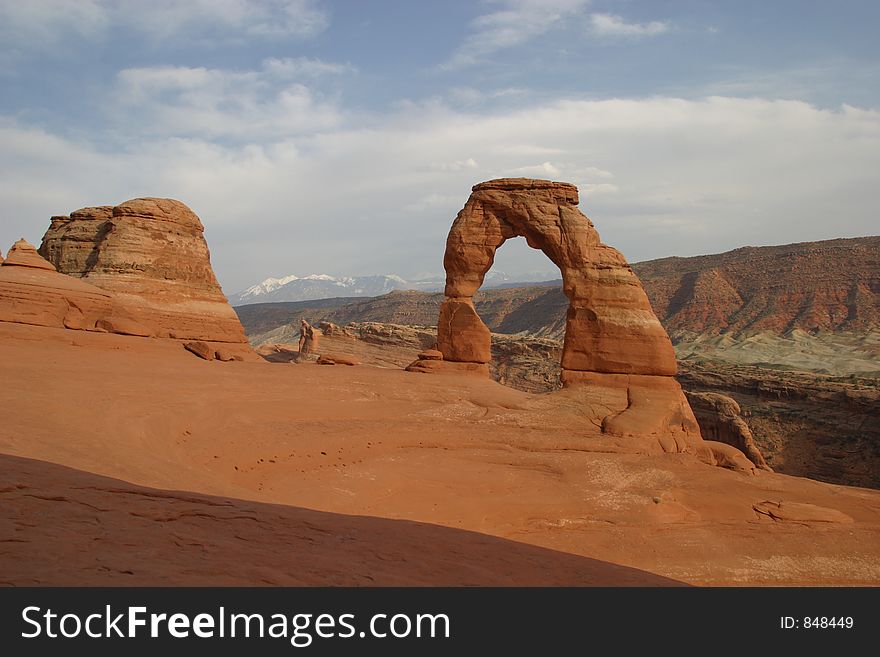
2,98 -> 878,293
443,0 -> 590,69
0,0 -> 107,57
448,86 -> 528,106
113,59 -> 346,140
581,182 -> 619,196
263,57 -> 355,79
137,0 -> 329,40
574,166 -> 614,179
0,0 -> 328,48
589,13 -> 669,38
510,161 -> 562,176
403,193 -> 464,214
432,158 -> 480,172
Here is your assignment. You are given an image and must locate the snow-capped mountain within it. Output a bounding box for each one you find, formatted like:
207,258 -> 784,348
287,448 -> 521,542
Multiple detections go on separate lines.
230,271 -> 556,306
230,274 -> 432,306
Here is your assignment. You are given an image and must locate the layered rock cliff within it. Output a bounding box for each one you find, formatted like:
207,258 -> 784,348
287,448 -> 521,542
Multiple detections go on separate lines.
40,198 -> 246,343
0,239 -> 155,336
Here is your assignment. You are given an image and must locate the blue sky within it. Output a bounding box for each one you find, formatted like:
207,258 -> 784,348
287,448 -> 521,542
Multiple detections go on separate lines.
1,0 -> 878,293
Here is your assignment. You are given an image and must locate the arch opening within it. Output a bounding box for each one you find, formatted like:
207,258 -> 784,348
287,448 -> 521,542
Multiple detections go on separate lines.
469,236 -> 566,392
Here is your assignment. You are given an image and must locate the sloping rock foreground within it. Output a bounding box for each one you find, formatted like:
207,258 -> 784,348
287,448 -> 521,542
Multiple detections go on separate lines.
40,197 -> 246,343
282,322 -> 877,489
2,321 -> 879,585
0,453 -> 680,586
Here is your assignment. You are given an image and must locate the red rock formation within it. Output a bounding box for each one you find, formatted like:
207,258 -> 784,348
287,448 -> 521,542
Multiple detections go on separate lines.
438,298 -> 492,363
405,358 -> 491,377
0,240 -> 155,336
703,441 -> 757,474
685,391 -> 771,470
184,341 -> 215,361
634,236 -> 880,337
316,353 -> 360,366
39,198 -> 246,344
215,348 -> 244,362
439,179 -> 676,375
5,239 -> 57,271
427,178 -> 705,455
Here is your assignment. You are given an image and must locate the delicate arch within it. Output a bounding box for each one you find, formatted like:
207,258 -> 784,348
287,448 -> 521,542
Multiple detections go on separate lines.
437,178 -> 677,378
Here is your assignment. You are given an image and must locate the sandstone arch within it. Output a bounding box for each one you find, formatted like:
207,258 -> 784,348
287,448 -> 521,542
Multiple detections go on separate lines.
414,178 -> 714,457
437,178 -> 676,378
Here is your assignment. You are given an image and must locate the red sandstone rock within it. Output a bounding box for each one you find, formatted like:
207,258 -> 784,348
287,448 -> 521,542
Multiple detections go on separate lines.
703,441 -> 757,475
214,348 -> 243,362
438,178 -> 676,376
40,198 -> 247,344
5,239 -> 56,271
440,178 -> 676,376
317,353 -> 360,366
418,349 -> 444,361
0,240 -> 156,337
430,179 -> 701,454
559,371 -> 702,453
685,391 -> 771,471
318,322 -> 352,338
95,316 -> 153,337
405,359 -> 490,377
753,500 -> 853,524
184,341 -> 215,360
635,236 -> 880,337
437,298 -> 492,363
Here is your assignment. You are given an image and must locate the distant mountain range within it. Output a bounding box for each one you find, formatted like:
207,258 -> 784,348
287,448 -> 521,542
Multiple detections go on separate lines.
235,236 -> 880,343
229,271 -> 559,306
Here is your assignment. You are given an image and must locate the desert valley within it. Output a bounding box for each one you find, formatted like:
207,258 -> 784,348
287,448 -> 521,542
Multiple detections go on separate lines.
1,180 -> 878,587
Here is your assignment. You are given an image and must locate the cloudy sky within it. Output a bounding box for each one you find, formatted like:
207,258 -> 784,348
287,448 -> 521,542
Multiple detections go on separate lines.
1,0 -> 878,294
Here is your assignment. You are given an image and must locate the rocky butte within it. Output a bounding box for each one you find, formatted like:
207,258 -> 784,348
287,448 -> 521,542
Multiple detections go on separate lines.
39,197 -> 246,344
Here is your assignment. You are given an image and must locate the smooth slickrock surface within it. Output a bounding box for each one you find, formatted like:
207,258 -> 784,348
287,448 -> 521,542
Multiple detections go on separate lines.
0,454 -> 683,586
1,321 -> 879,586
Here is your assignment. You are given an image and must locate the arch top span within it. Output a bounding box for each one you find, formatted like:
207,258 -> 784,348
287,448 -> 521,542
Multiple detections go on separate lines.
438,177 -> 677,377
